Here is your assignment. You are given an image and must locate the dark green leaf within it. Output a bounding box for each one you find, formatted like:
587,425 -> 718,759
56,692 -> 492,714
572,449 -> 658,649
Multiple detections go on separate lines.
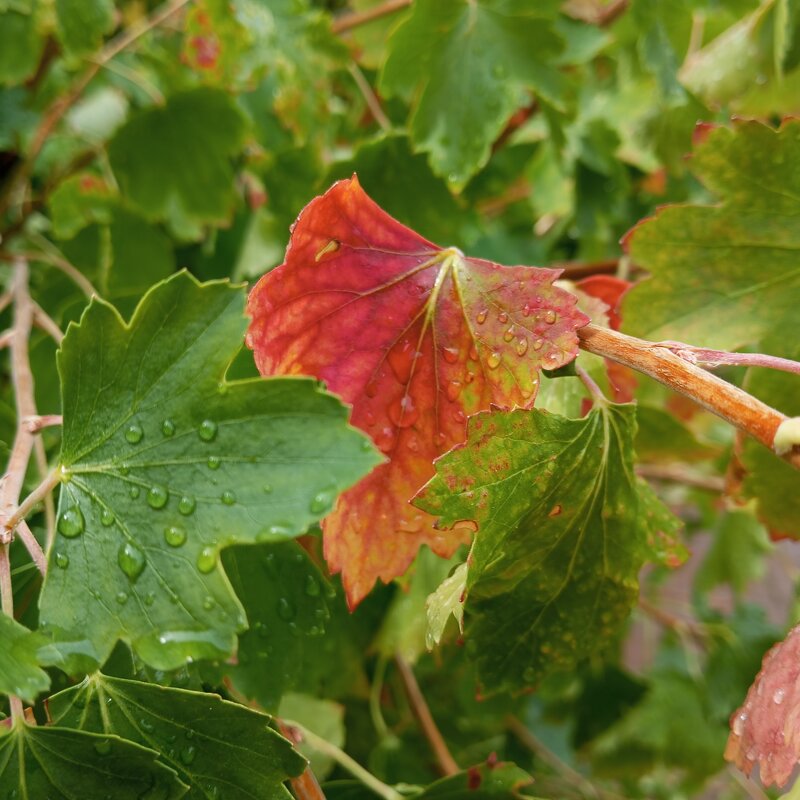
39,272 -> 381,672
0,723 -> 188,799
416,404 -> 682,693
0,4 -> 43,86
48,673 -> 306,799
55,0 -> 115,58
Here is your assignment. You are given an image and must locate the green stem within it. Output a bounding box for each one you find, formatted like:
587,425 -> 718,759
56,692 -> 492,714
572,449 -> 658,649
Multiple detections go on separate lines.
281,719 -> 402,800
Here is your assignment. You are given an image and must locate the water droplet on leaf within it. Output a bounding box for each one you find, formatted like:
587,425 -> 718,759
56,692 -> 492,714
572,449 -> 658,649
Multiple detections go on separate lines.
389,394 -> 419,427
100,509 -> 115,527
147,485 -> 168,509
161,419 -> 176,437
178,495 -> 196,515
125,422 -> 143,444
198,420 -> 218,442
305,575 -> 321,596
476,309 -> 488,324
277,597 -> 296,621
543,309 -> 557,324
118,542 -> 146,581
310,486 -> 336,515
442,346 -> 459,363
221,490 -> 236,506
164,525 -> 187,547
207,455 -> 221,470
197,547 -> 216,573
55,552 -> 69,569
487,352 -> 501,369
58,506 -> 84,538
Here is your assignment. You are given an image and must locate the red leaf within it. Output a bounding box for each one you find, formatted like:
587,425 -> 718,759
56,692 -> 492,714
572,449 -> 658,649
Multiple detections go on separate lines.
725,623 -> 800,787
246,177 -> 588,605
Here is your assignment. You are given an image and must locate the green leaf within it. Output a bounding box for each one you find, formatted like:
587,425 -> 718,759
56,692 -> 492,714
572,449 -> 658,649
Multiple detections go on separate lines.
416,761 -> 536,800
222,541 -> 376,711
39,272 -> 381,672
695,510 -> 772,596
623,120 -> 800,348
379,0 -> 564,187
0,612 -> 49,703
48,673 -> 306,799
0,723 -> 188,799
741,338 -> 800,536
55,0 -> 115,58
416,404 -> 682,693
0,3 -> 44,86
426,562 -> 467,649
108,88 -> 249,240
634,405 -> 720,463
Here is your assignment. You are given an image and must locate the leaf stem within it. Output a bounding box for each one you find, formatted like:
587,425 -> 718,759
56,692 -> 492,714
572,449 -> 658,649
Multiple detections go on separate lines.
347,63 -> 392,132
654,341 -> 800,377
394,654 -> 459,777
331,0 -> 411,34
281,718 -> 403,800
577,324 -> 800,469
635,463 -> 725,493
32,303 -> 65,345
5,466 -> 61,541
575,364 -> 607,406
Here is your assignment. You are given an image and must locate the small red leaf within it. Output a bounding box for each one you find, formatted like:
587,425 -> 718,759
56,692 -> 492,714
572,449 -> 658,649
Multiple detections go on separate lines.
725,623 -> 800,787
246,177 -> 588,605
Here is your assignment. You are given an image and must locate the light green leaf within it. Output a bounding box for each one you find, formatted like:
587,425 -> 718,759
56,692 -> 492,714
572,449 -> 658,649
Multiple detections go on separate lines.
55,0 -> 115,58
108,88 -> 249,240
278,693 -> 344,780
623,120 -> 800,348
0,3 -> 44,86
39,272 -> 381,672
379,0 -> 564,187
48,673 -> 306,800
416,404 -> 682,693
634,405 -> 720,463
425,562 -> 467,650
0,723 -> 188,799
0,612 -> 49,703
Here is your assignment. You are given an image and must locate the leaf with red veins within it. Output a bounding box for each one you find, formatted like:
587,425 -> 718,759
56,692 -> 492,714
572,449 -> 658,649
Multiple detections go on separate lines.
246,177 -> 589,606
725,623 -> 800,787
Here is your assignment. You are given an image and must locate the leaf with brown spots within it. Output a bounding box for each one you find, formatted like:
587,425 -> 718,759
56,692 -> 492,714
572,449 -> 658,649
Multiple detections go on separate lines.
726,623 -> 800,787
246,177 -> 588,605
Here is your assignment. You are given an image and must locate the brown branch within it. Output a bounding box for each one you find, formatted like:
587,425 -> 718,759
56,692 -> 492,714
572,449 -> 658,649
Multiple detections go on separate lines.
635,463 -> 725,493
0,0 -> 192,222
394,654 -> 459,777
332,0 -> 411,35
577,324 -> 800,469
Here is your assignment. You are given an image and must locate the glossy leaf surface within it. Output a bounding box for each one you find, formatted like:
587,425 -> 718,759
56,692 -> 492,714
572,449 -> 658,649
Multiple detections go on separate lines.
39,272 -> 380,671
246,177 -> 588,605
0,612 -> 49,703
48,673 -> 306,799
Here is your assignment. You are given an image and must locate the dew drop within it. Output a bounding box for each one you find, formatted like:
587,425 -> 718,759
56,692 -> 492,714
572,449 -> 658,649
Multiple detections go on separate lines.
140,718 -> 155,734
468,345 -> 479,361
446,380 -> 462,402
94,739 -> 112,756
442,346 -> 460,364
116,591 -> 128,605
733,712 -> 747,736
178,495 -> 196,515
263,483 -> 273,494
55,552 -> 70,569
203,596 -> 214,611
161,419 -> 176,437
129,486 -> 140,500
407,434 -> 420,452
277,597 -> 296,621
465,370 -> 476,383
125,422 -> 144,444
164,525 -> 187,547
516,338 -> 528,356
58,506 -> 85,538
197,547 -> 216,574
388,338 -> 417,383
118,542 -> 146,581
310,486 -> 336,515
543,309 -> 557,324
522,303 -> 531,317
532,338 -> 544,351
487,352 -> 501,369
453,409 -> 466,423
207,455 -> 221,470
305,575 -> 321,597
100,508 -> 115,527
774,688 -> 786,705
147,485 -> 168,509
503,326 -> 514,342
365,380 -> 378,398
258,521 -> 294,543
180,745 -> 197,765
221,490 -> 236,506
476,309 -> 488,324
498,312 -> 508,323
389,395 -> 419,428
144,592 -> 155,607
198,419 -> 218,442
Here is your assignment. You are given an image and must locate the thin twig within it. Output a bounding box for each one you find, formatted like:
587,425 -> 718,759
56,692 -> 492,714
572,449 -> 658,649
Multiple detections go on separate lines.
348,63 -> 391,131
33,302 -> 65,344
637,596 -> 711,647
15,521 -> 46,576
281,719 -> 402,800
635,463 -> 725,493
22,415 -> 63,434
506,716 -> 603,800
91,56 -> 165,105
0,0 -> 192,222
5,467 -> 61,538
0,330 -> 14,349
0,292 -> 12,315
394,654 -> 459,777
654,341 -> 800,377
332,0 -> 411,34
577,324 -> 800,469
0,248 -> 98,298
575,364 -> 607,405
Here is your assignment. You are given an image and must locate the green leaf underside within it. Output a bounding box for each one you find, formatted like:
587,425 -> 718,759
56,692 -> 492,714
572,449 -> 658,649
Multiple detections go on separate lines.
417,761 -> 536,800
379,0 -> 564,187
0,612 -> 50,702
48,673 -> 306,800
39,272 -> 381,672
416,404 -> 682,693
623,120 -> 800,348
0,723 -> 187,799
